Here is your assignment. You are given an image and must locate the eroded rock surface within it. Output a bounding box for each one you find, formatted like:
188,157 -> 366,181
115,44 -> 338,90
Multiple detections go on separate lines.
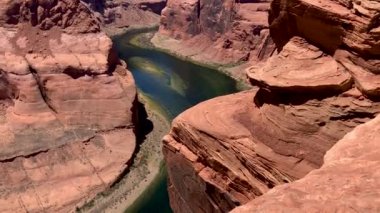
0,0 -> 138,211
164,88 -> 380,212
231,114 -> 380,213
162,0 -> 380,212
153,0 -> 276,67
81,0 -> 166,31
268,0 -> 380,98
248,37 -> 353,93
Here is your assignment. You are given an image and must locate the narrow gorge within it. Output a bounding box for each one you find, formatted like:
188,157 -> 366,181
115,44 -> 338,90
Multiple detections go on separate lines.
0,0 -> 379,212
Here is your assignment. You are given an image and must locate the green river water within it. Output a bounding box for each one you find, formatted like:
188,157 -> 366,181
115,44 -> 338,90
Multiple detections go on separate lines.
113,30 -> 239,213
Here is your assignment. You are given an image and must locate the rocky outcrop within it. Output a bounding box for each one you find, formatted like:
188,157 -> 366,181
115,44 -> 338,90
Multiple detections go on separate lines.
163,0 -> 380,212
248,36 -> 353,93
153,0 -> 276,67
1,0 -> 99,32
232,114 -> 380,213
267,0 -> 380,98
163,88 -> 380,212
81,0 -> 166,31
0,0 -> 138,212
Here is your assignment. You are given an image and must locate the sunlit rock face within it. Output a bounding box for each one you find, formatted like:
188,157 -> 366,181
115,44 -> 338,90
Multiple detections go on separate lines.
267,0 -> 380,98
0,0 -> 138,211
231,114 -> 380,213
155,0 -> 276,65
162,0 -> 380,212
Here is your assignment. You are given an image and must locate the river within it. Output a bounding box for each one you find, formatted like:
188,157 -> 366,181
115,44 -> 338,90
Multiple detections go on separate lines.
112,29 -> 239,213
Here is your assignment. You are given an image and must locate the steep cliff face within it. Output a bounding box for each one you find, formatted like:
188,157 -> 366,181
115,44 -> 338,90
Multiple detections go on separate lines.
265,0 -> 380,98
0,0 -> 138,211
232,114 -> 380,213
163,0 -> 380,212
164,89 -> 380,212
153,0 -> 275,67
81,0 -> 166,30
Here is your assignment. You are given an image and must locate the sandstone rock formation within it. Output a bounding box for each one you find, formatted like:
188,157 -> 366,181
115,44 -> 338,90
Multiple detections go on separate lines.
163,88 -> 380,212
268,0 -> 380,98
162,0 -> 380,212
231,114 -> 380,213
0,0 -> 138,211
82,0 -> 166,31
153,0 -> 276,67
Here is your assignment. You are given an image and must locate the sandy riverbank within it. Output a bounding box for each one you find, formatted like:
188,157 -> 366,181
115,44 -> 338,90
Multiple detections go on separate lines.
77,92 -> 170,213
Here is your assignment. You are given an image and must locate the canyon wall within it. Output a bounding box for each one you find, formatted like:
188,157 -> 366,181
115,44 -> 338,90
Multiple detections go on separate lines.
0,0 -> 138,211
153,0 -> 276,68
81,0 -> 166,31
231,114 -> 380,212
163,0 -> 380,212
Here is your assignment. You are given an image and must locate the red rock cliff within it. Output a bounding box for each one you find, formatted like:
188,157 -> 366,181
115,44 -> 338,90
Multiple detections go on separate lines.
232,114 -> 380,212
162,0 -> 380,212
0,0 -> 138,211
81,0 -> 166,30
154,0 -> 276,66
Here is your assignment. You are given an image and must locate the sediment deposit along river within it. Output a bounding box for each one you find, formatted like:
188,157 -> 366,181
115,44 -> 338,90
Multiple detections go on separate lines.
113,29 -> 239,213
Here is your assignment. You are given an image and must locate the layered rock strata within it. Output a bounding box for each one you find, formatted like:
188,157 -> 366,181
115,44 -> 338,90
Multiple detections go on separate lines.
232,114 -> 380,213
0,0 -> 138,211
153,0 -> 276,67
163,0 -> 380,212
267,0 -> 380,98
164,88 -> 380,212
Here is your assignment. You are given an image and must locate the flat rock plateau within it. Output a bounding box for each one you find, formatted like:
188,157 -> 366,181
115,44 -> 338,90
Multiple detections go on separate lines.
0,0 -> 140,212
160,0 -> 380,212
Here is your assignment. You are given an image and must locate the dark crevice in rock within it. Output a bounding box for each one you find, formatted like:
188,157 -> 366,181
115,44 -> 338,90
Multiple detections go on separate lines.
0,134 -> 96,163
95,125 -> 134,134
109,98 -> 152,188
29,66 -> 58,114
0,149 -> 49,163
253,87 -> 351,108
108,45 -> 120,73
62,67 -> 100,79
138,1 -> 167,15
204,183 -> 239,212
330,111 -> 376,121
368,14 -> 380,32
0,71 -> 17,100
197,0 -> 201,20
5,2 -> 21,25
82,0 -> 106,14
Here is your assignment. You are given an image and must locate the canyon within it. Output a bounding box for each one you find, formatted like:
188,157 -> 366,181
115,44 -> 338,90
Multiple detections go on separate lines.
1,0 -> 380,212
159,0 -> 380,212
0,0 -> 139,211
